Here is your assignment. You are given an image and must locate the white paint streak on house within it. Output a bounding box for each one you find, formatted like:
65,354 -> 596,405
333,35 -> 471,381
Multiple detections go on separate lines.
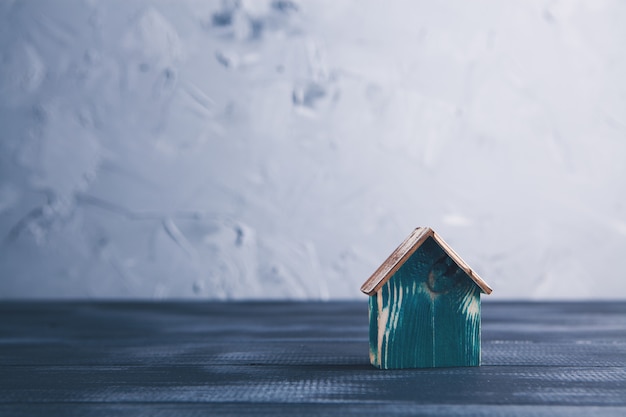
463,291 -> 480,319
395,281 -> 403,330
376,289 -> 387,366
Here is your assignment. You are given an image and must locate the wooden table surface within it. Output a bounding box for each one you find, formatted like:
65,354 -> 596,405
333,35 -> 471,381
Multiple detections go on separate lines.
1,301 -> 625,416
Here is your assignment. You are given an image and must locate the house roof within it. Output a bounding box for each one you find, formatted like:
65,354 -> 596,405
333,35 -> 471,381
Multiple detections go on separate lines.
360,227 -> 493,296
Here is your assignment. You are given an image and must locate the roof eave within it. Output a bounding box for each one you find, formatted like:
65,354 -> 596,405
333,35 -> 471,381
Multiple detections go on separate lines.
431,231 -> 493,295
360,227 -> 433,296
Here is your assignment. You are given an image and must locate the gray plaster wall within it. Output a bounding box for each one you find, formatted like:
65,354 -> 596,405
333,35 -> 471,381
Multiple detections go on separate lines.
1,0 -> 625,299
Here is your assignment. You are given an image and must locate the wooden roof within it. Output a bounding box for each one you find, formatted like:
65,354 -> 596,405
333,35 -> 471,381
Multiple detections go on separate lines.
360,227 -> 493,296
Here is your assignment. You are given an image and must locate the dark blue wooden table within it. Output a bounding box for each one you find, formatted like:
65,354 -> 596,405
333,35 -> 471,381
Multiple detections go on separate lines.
1,301 -> 625,416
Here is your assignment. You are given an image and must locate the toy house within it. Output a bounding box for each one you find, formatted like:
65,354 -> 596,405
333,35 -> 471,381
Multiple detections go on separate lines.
360,227 -> 492,369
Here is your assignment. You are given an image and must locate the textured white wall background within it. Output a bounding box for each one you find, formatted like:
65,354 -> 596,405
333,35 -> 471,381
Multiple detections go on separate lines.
1,0 -> 625,299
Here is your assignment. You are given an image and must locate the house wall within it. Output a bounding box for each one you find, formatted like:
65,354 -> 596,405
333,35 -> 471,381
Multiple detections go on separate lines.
1,0 -> 625,299
369,237 -> 481,368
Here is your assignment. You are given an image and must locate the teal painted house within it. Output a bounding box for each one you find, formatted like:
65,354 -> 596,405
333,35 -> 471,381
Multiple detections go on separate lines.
361,227 -> 492,369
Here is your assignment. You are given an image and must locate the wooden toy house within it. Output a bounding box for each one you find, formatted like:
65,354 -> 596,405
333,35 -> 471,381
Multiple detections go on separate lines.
360,227 -> 492,369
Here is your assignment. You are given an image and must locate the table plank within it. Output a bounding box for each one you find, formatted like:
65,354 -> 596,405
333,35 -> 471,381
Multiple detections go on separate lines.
1,301 -> 625,416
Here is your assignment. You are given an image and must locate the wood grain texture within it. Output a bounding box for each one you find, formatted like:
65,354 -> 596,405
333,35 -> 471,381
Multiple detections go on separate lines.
369,236 -> 481,369
1,301 -> 626,416
360,228 -> 492,296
